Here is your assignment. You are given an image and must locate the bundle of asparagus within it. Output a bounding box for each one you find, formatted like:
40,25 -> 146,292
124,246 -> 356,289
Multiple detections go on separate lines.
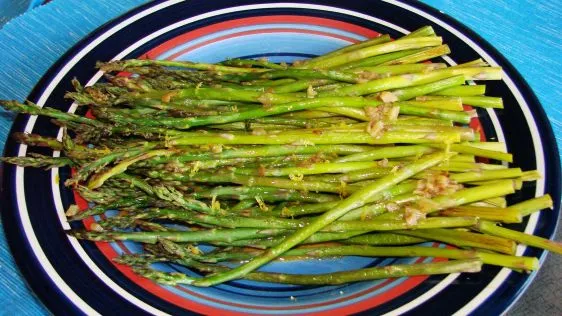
2,26 -> 560,288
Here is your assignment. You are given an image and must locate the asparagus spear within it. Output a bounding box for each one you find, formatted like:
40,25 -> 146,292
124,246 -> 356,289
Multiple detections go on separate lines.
0,100 -> 106,127
144,144 -> 371,166
396,228 -> 516,255
421,95 -> 504,109
508,195 -> 553,217
192,186 -> 338,203
69,228 -> 289,244
113,97 -> 384,129
135,258 -> 482,286
11,132 -> 65,150
87,149 -> 176,189
300,37 -> 443,69
318,67 -> 501,97
334,145 -> 435,162
166,130 -> 462,146
99,59 -> 268,74
337,48 -> 427,70
1,155 -> 75,169
391,75 -> 467,101
380,45 -> 451,65
432,85 -> 486,96
220,58 -> 287,70
437,206 -> 522,223
343,233 -> 426,246
303,34 -> 392,65
179,244 -> 537,270
349,63 -> 446,78
475,221 -> 562,254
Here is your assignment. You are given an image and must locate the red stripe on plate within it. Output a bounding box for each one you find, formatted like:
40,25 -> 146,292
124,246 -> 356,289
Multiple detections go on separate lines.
146,15 -> 380,59
165,28 -> 363,61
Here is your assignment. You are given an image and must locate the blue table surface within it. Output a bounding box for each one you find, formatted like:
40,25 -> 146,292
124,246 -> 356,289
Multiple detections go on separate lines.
0,0 -> 560,314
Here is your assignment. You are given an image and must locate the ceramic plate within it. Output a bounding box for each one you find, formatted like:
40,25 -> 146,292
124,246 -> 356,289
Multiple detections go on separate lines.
2,1 -> 560,314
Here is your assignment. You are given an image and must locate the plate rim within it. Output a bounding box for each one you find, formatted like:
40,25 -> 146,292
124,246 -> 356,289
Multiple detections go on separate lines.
1,0 -> 560,315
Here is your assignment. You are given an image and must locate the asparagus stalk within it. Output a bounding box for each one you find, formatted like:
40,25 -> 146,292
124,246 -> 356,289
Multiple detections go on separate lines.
220,58 -> 287,69
315,106 -> 370,120
437,206 -> 522,223
68,146 -> 151,186
217,230 -> 371,249
192,186 -> 338,203
458,96 -> 504,109
11,132 -> 64,150
396,116 -> 454,126
337,48 -> 427,70
428,143 -> 512,162
334,145 -> 435,162
167,129 -> 462,146
299,37 -> 443,69
224,68 -> 361,83
413,180 -> 517,214
1,155 -> 74,169
420,95 -> 503,109
132,207 -> 476,232
136,258 -> 482,286
396,99 -> 464,111
449,168 -> 522,183
319,67 -> 501,97
87,149 -> 176,189
343,233 -> 426,246
235,161 -> 387,177
520,170 -> 542,181
391,75 -> 466,101
147,170 -> 351,193
349,63 -> 446,78
132,208 -> 306,230
450,59 -> 489,68
380,45 -> 451,65
0,100 -> 106,127
475,221 -> 562,254
398,103 -> 472,124
273,183 -> 417,218
99,59 -> 268,74
203,244 -> 538,270
112,97 -> 386,129
403,26 -> 436,38
68,228 -> 289,244
323,216 -> 478,232
397,228 -> 516,255
432,85 -> 486,96
68,196 -> 154,221
508,195 -> 553,217
303,34 -> 392,65
229,200 -> 256,212
338,193 -> 421,221
142,144 -> 371,167
470,179 -> 523,190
